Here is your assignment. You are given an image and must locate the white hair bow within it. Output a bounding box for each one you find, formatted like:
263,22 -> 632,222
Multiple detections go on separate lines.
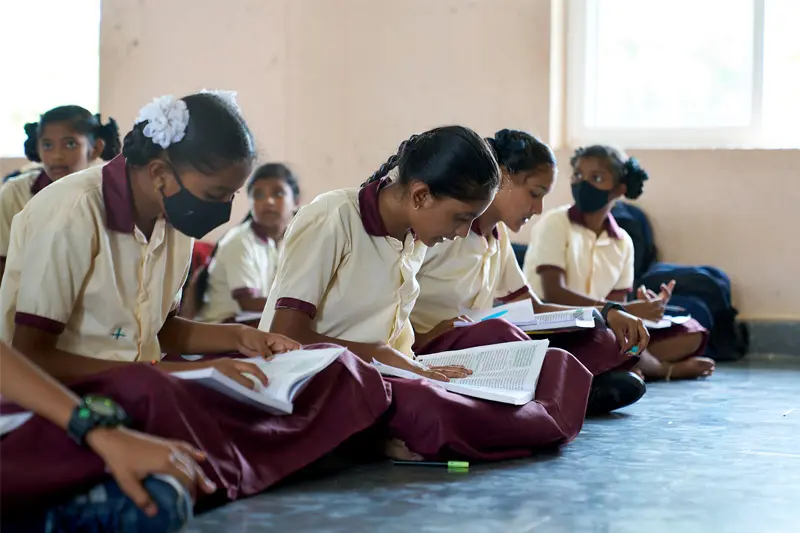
135,95 -> 190,149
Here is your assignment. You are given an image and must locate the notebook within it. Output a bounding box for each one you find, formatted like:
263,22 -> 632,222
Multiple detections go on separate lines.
373,339 -> 549,405
171,347 -> 344,415
455,300 -> 596,333
644,315 -> 693,330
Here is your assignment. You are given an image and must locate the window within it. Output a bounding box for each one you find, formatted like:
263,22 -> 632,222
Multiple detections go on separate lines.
0,0 -> 101,157
567,0 -> 800,148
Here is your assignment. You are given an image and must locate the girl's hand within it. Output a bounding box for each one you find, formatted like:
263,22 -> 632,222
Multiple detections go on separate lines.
207,358 -> 270,389
606,308 -> 650,355
428,365 -> 472,379
370,344 -> 472,382
236,326 -> 301,358
87,428 -> 216,517
636,280 -> 676,304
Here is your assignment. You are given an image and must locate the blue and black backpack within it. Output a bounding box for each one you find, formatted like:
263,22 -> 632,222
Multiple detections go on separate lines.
611,202 -> 749,361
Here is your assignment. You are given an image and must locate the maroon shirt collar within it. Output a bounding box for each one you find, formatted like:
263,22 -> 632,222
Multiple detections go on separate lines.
470,218 -> 499,240
358,179 -> 392,237
101,155 -> 136,233
29,171 -> 52,196
567,204 -> 622,239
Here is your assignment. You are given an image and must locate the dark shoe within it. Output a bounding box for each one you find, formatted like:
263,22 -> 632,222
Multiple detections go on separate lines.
43,475 -> 192,533
586,370 -> 646,416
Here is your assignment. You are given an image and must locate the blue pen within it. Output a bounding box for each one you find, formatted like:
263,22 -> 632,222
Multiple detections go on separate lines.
481,310 -> 508,321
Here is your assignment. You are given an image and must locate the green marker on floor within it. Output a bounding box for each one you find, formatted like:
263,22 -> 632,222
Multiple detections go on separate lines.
393,460 -> 470,470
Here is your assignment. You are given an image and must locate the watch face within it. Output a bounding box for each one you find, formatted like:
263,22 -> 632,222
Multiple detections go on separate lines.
85,396 -> 119,417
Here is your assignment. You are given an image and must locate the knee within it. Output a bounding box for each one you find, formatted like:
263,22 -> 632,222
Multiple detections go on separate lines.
684,332 -> 706,355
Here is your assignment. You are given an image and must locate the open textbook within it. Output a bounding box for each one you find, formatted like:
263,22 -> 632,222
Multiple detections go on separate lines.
455,300 -> 596,333
171,347 -> 344,415
373,340 -> 549,405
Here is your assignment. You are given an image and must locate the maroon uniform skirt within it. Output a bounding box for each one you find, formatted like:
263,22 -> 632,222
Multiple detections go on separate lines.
395,318 -> 593,460
546,325 -> 639,375
647,318 -> 710,359
0,348 -> 391,515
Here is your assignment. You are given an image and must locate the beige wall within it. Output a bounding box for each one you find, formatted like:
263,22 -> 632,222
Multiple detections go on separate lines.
3,0 -> 796,319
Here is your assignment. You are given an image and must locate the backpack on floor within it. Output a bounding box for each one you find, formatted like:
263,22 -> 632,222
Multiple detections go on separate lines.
610,202 -> 657,282
640,264 -> 750,361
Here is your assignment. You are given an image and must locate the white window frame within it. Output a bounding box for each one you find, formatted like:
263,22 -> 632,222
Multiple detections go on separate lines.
566,0 -> 767,149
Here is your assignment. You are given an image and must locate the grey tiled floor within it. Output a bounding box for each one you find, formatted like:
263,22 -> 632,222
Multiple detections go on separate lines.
189,356 -> 800,533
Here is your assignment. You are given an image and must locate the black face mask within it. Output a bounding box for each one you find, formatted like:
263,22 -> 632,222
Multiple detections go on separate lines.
161,166 -> 232,239
571,181 -> 612,213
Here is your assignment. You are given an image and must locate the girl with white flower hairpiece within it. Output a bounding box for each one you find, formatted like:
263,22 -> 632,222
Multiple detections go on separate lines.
0,92 -> 392,528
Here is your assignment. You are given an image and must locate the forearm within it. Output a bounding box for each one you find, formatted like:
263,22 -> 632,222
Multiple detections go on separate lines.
13,343 -> 133,383
0,342 -> 80,427
275,324 -> 375,362
236,296 -> 269,313
507,288 -> 599,314
542,285 -> 605,308
158,316 -> 242,354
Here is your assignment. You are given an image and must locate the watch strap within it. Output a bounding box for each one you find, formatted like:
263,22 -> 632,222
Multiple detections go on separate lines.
601,302 -> 625,323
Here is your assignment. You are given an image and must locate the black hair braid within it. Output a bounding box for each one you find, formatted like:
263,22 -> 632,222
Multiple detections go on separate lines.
23,122 -> 41,162
121,122 -> 164,166
621,157 -> 648,200
361,135 -> 420,187
95,115 -> 122,160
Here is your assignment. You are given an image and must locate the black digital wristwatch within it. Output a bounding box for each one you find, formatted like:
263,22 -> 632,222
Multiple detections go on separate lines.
66,395 -> 129,445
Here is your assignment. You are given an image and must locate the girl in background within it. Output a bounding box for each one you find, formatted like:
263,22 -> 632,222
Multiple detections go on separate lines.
0,106 -> 121,282
0,92 -> 391,514
190,163 -> 300,323
412,130 -> 649,416
524,145 -> 713,381
261,126 -> 592,462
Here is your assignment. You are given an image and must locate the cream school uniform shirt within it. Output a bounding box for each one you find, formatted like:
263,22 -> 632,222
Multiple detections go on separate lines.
0,155 -> 193,362
412,221 -> 529,334
259,175 -> 426,357
202,220 -> 279,323
523,204 -> 634,301
0,168 -> 51,260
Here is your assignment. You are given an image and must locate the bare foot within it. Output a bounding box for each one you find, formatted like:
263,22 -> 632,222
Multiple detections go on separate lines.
631,367 -> 645,380
669,357 -> 716,380
384,438 -> 424,461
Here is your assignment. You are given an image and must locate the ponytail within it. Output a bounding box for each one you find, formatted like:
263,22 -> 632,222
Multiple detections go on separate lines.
94,115 -> 122,161
23,122 -> 41,162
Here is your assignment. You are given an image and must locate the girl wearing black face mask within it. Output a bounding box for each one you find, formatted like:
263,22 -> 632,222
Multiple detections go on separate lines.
0,92 -> 393,511
524,145 -> 714,382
